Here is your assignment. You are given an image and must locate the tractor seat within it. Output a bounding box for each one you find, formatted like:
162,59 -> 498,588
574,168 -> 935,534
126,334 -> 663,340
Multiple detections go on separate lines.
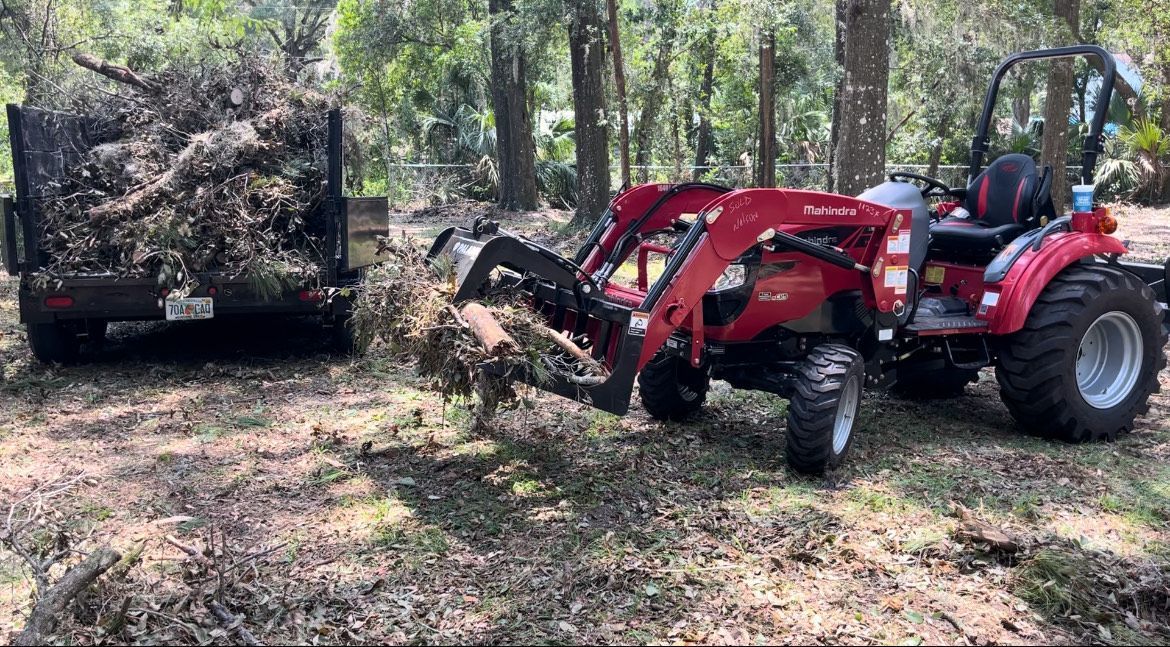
930,154 -> 1053,257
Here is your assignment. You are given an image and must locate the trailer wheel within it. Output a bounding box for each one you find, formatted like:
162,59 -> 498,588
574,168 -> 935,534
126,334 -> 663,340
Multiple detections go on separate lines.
328,314 -> 361,355
84,319 -> 108,345
996,266 -> 1167,442
26,321 -> 81,365
638,352 -> 709,421
785,344 -> 865,474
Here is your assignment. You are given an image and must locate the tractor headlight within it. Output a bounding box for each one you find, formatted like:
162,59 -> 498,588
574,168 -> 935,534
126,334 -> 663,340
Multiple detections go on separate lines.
708,264 -> 747,293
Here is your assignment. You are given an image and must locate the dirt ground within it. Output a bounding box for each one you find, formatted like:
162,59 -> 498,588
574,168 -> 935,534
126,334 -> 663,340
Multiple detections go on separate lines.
1,202 -> 1168,645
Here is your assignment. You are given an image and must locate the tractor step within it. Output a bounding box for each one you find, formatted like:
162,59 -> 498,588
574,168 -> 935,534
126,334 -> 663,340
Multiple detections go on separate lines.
905,315 -> 989,336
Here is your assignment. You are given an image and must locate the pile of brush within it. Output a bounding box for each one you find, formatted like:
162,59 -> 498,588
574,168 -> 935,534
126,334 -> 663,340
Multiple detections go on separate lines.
351,236 -> 609,414
35,52 -> 335,296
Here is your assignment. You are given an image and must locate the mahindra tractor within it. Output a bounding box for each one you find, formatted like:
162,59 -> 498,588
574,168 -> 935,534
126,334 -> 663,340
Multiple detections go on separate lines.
428,46 -> 1170,473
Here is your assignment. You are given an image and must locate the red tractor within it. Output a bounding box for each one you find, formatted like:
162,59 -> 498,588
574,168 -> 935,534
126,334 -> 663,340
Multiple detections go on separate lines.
428,46 -> 1169,473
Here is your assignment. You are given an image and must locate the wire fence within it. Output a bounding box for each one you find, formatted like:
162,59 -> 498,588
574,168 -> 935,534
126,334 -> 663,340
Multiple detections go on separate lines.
377,162 -> 1084,207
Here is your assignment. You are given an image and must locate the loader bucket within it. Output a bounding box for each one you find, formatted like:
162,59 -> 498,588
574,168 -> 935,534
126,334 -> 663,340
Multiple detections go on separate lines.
427,216 -> 647,415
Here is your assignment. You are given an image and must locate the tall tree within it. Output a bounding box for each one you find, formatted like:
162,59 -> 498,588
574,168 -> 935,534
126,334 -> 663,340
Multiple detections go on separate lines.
633,17 -> 677,183
489,0 -> 538,210
1040,0 -> 1079,211
605,0 -> 630,187
692,2 -> 717,180
247,0 -> 336,72
756,30 -> 776,187
826,0 -> 847,193
830,0 -> 890,196
567,0 -> 610,226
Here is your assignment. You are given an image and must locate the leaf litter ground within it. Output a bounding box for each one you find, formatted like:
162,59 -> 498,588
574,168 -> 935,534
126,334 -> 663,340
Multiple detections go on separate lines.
0,202 -> 1168,645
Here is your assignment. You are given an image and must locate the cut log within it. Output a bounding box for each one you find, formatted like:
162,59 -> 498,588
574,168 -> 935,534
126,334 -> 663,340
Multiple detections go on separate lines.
71,52 -> 159,92
14,546 -> 121,646
229,87 -> 246,107
543,328 -> 609,377
460,303 -> 518,357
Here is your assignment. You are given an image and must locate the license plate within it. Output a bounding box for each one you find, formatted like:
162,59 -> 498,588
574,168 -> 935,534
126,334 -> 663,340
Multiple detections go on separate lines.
165,297 -> 214,321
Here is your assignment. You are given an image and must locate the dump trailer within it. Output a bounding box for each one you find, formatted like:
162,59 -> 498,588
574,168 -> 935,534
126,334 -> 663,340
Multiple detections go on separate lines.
1,106 -> 387,363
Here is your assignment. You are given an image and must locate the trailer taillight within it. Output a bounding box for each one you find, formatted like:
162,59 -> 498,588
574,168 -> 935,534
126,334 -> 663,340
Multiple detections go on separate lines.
44,295 -> 74,309
298,290 -> 324,302
159,288 -> 170,298
207,286 -> 218,296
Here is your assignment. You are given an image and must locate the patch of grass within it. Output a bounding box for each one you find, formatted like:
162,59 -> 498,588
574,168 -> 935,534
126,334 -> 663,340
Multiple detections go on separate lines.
306,466 -> 350,486
233,415 -> 271,428
510,476 -> 544,496
371,524 -> 450,555
847,486 -> 913,514
194,424 -> 228,444
157,451 -> 175,464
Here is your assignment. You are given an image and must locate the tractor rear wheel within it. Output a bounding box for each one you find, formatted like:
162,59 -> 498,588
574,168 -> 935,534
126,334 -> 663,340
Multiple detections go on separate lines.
638,352 -> 709,421
996,266 -> 1166,442
785,344 -> 865,474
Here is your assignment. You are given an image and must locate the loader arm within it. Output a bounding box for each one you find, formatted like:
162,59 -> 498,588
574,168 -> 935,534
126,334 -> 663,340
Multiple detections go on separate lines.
634,189 -> 912,367
428,188 -> 913,415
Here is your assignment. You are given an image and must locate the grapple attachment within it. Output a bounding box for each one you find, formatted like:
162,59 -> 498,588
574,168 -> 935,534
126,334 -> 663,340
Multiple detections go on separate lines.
426,216 -> 646,415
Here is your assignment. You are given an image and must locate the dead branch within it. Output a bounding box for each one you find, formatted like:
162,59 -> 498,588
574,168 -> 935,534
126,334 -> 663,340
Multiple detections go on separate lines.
70,52 -> 158,92
543,328 -> 609,377
952,502 -> 1019,553
207,600 -> 263,646
13,546 -> 121,646
165,532 -> 266,645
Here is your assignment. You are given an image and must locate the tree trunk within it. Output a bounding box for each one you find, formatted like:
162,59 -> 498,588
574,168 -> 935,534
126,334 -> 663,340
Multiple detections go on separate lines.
831,0 -> 891,196
927,116 -> 951,179
827,0 -> 847,193
1161,63 -> 1170,200
606,0 -> 631,187
693,22 -> 717,180
568,0 -> 611,227
489,0 -> 538,211
1041,0 -> 1080,212
633,24 -> 676,183
756,30 -> 776,187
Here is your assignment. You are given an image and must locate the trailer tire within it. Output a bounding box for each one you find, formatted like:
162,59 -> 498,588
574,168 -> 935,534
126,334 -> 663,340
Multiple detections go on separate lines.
785,344 -> 864,474
27,321 -> 81,365
996,266 -> 1166,442
84,319 -> 108,345
638,352 -> 709,421
329,314 -> 361,356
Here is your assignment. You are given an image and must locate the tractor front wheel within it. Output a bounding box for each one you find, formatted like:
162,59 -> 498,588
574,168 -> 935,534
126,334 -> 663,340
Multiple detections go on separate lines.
638,352 -> 710,421
785,344 -> 865,474
996,266 -> 1166,442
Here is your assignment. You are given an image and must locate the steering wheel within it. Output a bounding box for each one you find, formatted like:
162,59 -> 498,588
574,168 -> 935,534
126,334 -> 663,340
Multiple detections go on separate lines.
889,171 -> 952,198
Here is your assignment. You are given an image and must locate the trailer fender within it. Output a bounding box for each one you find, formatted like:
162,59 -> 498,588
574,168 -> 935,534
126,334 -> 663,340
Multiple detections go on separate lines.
980,231 -> 1127,335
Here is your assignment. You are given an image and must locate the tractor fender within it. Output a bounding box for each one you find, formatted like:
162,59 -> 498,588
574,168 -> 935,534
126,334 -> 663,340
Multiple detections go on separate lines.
981,231 -> 1127,335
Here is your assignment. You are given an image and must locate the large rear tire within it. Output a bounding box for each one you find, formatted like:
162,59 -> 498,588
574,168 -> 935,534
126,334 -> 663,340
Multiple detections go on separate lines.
996,266 -> 1166,442
638,352 -> 710,421
27,321 -> 81,365
785,344 -> 865,474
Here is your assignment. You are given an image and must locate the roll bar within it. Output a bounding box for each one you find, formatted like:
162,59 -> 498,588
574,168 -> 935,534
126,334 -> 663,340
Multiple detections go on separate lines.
969,45 -> 1117,186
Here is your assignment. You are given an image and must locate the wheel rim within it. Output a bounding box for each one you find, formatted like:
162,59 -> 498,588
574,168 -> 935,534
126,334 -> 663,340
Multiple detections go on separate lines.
1076,311 -> 1143,410
833,375 -> 861,454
